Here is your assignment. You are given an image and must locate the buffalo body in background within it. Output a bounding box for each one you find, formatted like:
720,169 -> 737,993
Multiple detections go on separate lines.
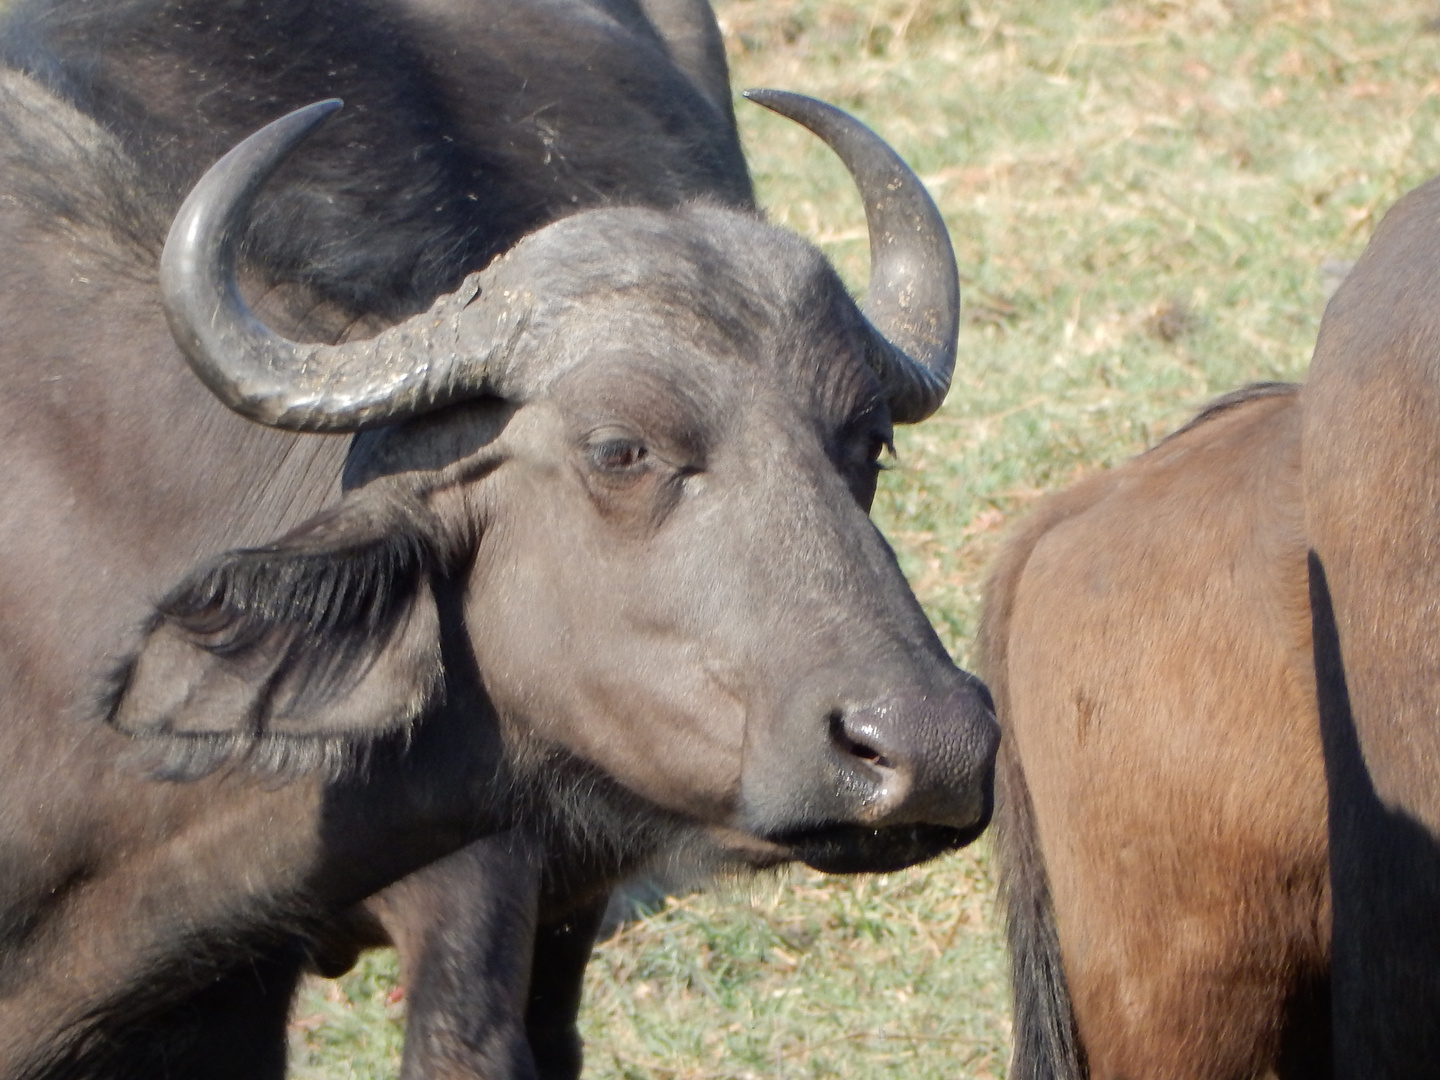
984,384 -> 1332,1080
987,166 -> 1440,1078
1303,172 -> 1440,1075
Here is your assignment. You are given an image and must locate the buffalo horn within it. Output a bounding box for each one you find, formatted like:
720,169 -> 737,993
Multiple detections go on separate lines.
160,100 -> 512,432
744,90 -> 960,424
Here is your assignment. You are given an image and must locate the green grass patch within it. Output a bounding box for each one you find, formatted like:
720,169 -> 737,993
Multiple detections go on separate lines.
577,851 -> 1007,1080
290,952 -> 406,1079
285,0 -> 1440,1075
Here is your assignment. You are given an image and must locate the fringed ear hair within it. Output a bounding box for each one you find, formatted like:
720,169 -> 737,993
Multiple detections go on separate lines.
107,493 -> 447,781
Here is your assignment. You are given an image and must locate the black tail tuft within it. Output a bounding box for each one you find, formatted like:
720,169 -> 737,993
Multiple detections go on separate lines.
994,738 -> 1087,1080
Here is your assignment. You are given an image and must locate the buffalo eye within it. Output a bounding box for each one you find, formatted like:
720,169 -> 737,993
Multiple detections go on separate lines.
865,434 -> 893,471
849,431 -> 893,478
587,436 -> 650,475
838,428 -> 893,508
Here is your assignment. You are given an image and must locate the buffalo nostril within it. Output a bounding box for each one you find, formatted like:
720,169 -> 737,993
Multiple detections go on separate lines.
828,708 -> 893,770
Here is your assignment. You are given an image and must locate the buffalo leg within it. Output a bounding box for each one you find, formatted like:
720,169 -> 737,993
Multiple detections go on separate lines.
372,847 -> 610,1080
525,895 -> 610,1080
368,838 -> 546,1080
322,830 -> 636,1080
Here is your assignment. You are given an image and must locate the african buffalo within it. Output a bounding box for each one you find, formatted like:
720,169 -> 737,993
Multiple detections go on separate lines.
1302,172 -> 1440,1075
0,0 -> 998,1075
982,383 -> 1333,1080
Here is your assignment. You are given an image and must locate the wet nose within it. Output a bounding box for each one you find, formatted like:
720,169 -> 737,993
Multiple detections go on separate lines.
828,679 -> 999,830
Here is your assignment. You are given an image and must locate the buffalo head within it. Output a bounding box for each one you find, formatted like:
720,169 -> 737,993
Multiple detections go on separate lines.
110,93 -> 998,874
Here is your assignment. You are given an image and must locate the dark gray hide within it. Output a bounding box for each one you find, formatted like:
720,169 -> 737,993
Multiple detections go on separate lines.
0,1 -> 997,1077
309,827 -> 715,1080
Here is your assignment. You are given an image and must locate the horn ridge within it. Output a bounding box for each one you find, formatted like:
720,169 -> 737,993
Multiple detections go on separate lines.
159,100 -> 506,432
743,89 -> 960,424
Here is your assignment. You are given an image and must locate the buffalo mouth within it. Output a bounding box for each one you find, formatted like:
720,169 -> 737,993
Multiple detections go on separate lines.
773,814 -> 992,875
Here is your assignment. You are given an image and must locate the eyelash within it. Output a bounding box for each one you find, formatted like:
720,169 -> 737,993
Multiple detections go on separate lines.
867,436 -> 895,469
588,438 -> 649,473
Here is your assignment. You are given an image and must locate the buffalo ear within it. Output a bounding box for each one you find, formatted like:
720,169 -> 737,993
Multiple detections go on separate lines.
108,494 -> 447,778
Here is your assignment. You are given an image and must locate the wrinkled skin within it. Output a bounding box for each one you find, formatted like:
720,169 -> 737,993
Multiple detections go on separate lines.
0,1 -> 997,1076
205,203 -> 990,851
984,385 -> 1332,1080
1302,172 -> 1440,1077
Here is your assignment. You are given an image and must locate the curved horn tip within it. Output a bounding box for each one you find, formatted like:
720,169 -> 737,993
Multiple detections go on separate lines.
742,90 -> 867,138
742,88 -> 961,425
262,100 -> 345,172
293,97 -> 345,119
162,98 -> 346,284
160,98 -> 358,430
742,88 -> 826,120
301,97 -> 345,123
741,89 -> 800,104
233,98 -> 346,156
162,96 -> 524,433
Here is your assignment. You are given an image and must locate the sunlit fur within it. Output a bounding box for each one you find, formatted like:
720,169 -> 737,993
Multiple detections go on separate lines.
984,384 -> 1330,1080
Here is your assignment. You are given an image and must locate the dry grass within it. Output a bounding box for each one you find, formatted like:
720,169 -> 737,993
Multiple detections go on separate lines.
283,0 -> 1440,1076
578,857 -> 1007,1080
731,0 -> 1440,664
